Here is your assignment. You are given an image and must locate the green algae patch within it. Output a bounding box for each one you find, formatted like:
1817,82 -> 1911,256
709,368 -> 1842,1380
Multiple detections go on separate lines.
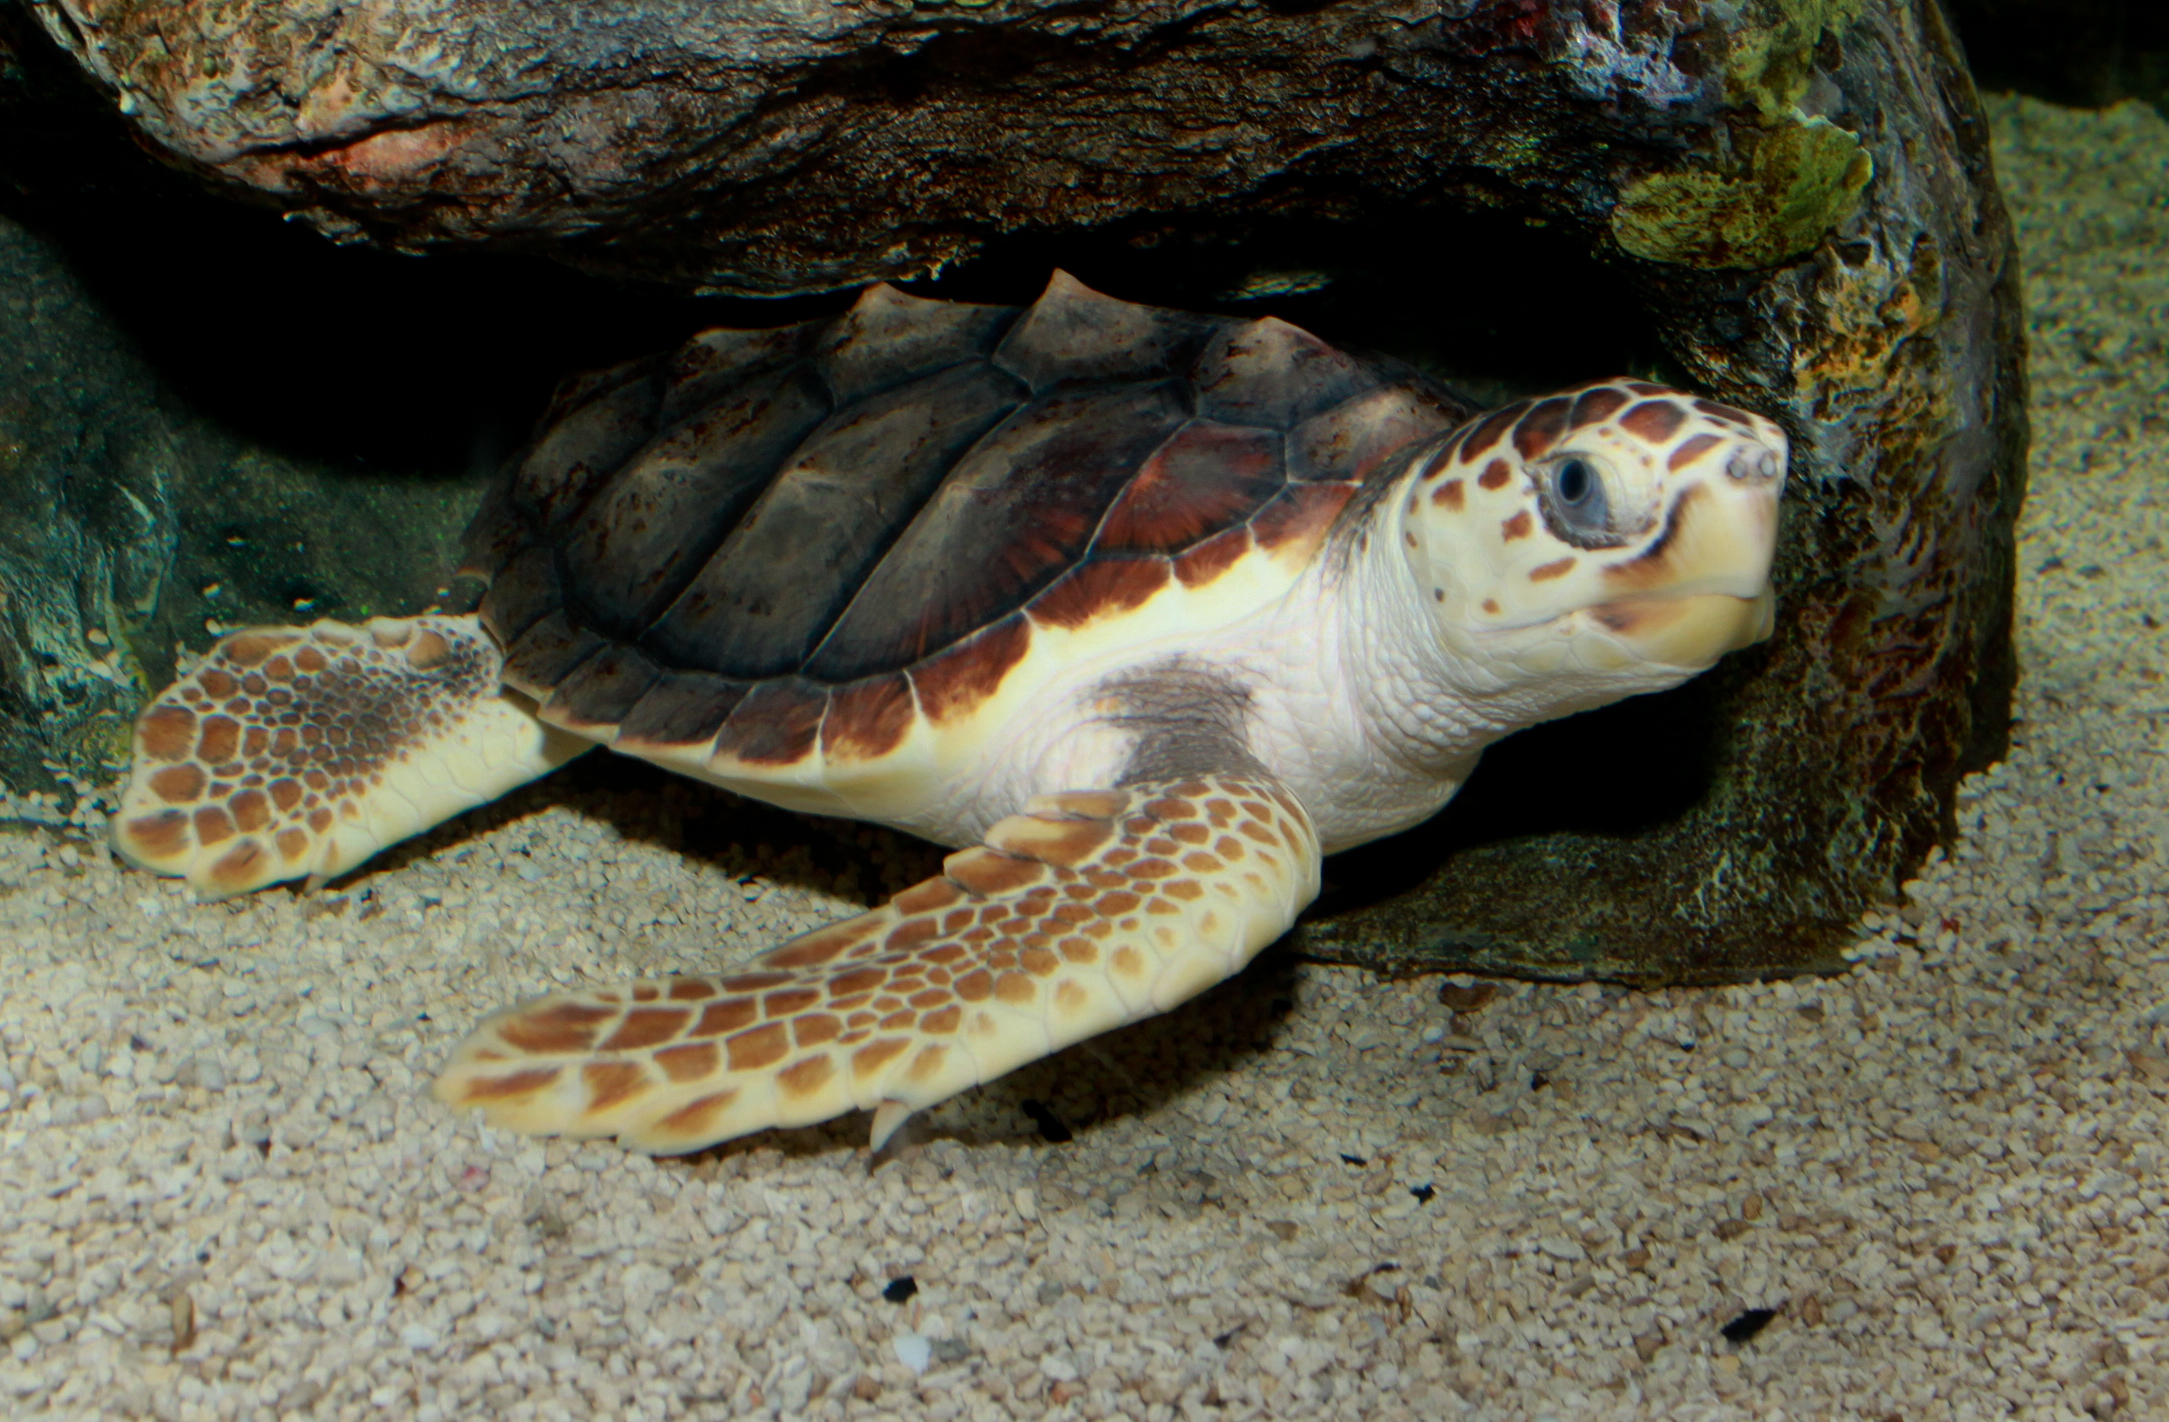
1726,0 -> 1869,117
1611,117 -> 1872,270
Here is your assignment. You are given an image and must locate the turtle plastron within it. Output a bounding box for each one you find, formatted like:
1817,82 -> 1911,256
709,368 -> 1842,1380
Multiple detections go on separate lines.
433,774 -> 1321,1152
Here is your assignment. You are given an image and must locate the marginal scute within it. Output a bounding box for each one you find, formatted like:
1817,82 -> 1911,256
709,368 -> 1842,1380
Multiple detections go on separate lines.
710,678 -> 826,767
820,674 -> 916,762
992,271 -> 1216,391
907,616 -> 1032,725
543,643 -> 663,733
477,545 -> 564,651
1172,526 -> 1252,589
1193,315 -> 1375,429
615,668 -> 749,753
1288,387 -> 1459,484
816,283 -> 1018,404
1250,483 -> 1355,554
499,610 -> 608,701
1028,557 -> 1173,631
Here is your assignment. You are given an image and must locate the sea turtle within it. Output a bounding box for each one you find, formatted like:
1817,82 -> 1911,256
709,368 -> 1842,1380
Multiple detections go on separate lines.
110,272 -> 1786,1154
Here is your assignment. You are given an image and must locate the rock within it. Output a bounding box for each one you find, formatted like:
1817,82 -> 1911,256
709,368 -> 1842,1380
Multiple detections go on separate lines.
0,205 -> 502,792
0,5 -> 744,794
8,1 -> 2025,983
20,0 -> 1920,298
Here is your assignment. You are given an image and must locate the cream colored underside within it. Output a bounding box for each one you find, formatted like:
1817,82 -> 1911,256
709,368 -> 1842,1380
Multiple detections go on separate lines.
616,536 -> 1319,841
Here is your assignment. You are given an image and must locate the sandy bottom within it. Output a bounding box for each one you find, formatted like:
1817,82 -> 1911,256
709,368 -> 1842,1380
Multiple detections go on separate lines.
3,95 -> 2167,1422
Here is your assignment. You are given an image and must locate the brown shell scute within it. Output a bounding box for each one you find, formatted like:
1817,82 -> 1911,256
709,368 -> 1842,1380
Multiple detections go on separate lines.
1094,421 -> 1282,556
504,357 -> 670,531
558,367 -> 833,636
818,284 -> 1019,404
991,271 -> 1218,390
467,273 -> 1474,752
649,362 -> 1027,679
801,379 -> 1189,681
1194,317 -> 1371,428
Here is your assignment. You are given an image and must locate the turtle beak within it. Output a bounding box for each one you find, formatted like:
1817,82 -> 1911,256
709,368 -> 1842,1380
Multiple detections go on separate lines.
1583,587 -> 1775,669
1582,464 -> 1782,669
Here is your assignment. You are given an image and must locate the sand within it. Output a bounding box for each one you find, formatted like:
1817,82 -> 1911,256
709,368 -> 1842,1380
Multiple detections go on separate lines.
2,93 -> 2166,1421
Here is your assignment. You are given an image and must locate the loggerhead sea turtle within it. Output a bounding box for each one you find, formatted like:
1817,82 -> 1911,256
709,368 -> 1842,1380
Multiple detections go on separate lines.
109,273 -> 1786,1154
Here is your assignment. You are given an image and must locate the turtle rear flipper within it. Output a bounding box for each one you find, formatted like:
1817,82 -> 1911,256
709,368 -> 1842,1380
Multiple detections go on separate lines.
434,773 -> 1321,1154
111,615 -> 590,900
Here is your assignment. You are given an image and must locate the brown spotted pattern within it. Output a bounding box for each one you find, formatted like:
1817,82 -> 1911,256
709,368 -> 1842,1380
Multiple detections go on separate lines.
434,774 -> 1322,1154
1415,381 -> 1765,510
1406,377 -> 1785,604
112,618 -> 498,898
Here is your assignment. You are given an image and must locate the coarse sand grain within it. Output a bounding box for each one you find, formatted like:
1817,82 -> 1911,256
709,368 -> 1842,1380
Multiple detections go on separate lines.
2,94 -> 2167,1422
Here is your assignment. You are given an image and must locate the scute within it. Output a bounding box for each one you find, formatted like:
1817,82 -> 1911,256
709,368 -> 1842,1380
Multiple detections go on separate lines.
647,361 -> 1028,679
507,356 -> 670,530
1095,421 -> 1283,556
466,272 -> 1473,763
802,379 -> 1190,681
816,284 -> 1019,405
1194,317 -> 1373,429
991,270 -> 1219,391
1288,384 -> 1465,484
558,365 -> 833,636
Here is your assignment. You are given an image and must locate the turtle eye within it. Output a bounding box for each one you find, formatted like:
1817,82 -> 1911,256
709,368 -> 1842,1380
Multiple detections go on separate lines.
1541,455 -> 1615,545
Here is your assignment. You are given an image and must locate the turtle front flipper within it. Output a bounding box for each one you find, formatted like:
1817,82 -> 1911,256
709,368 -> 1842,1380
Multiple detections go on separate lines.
434,774 -> 1322,1154
112,615 -> 591,900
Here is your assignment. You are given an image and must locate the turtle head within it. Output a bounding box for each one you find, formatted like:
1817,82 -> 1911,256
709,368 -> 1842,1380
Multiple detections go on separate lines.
1403,379 -> 1787,706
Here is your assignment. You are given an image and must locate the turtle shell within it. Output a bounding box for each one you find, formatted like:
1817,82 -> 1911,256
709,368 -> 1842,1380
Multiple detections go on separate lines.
463,272 -> 1468,788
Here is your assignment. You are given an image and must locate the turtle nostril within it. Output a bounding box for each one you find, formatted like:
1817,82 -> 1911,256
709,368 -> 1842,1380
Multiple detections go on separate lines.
1725,447 -> 1779,483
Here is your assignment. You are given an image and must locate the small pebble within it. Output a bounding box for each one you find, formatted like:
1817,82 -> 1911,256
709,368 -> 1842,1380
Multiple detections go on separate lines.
890,1333 -> 932,1375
